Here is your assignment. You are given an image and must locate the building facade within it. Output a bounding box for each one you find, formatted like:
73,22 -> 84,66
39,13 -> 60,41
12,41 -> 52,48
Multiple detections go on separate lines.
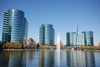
39,25 -> 45,46
39,24 -> 55,46
82,31 -> 94,46
2,9 -> 28,45
66,32 -> 76,46
66,32 -> 85,46
66,31 -> 94,46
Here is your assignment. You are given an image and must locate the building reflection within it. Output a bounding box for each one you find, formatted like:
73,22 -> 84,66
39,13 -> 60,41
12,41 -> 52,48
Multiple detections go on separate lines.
0,51 -> 10,67
67,50 -> 95,67
39,50 -> 54,67
67,51 -> 72,67
0,50 -> 96,67
27,50 -> 36,61
0,51 -> 26,67
39,51 -> 45,67
8,51 -> 25,67
85,51 -> 95,67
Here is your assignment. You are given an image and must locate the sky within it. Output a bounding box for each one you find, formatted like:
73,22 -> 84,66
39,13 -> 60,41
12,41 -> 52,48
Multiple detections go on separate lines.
0,0 -> 100,45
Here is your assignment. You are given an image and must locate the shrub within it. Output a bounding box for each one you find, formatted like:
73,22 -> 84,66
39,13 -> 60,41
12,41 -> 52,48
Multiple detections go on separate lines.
81,46 -> 100,50
39,46 -> 56,49
1,42 -> 22,49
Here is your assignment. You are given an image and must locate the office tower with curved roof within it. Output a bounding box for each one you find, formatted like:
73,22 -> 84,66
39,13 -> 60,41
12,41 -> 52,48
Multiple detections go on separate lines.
82,31 -> 94,46
39,24 -> 55,46
2,9 -> 28,45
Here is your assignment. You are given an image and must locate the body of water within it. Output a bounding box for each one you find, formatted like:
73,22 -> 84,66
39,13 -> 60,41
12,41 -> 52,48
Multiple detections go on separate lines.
0,50 -> 100,67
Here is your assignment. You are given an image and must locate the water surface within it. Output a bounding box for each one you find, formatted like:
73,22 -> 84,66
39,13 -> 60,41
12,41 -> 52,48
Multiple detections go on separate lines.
0,50 -> 100,67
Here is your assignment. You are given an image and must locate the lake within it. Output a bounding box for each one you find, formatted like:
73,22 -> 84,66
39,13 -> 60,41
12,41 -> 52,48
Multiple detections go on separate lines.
0,50 -> 100,67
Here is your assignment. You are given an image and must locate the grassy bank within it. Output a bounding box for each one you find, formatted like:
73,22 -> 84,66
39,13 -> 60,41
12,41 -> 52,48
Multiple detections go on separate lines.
0,49 -> 41,51
80,46 -> 100,50
39,46 -> 65,50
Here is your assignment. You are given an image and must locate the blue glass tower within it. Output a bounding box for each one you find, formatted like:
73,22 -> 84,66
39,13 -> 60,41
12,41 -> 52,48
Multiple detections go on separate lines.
66,32 -> 76,46
39,24 -> 55,46
2,9 -> 28,45
66,32 -> 85,46
82,31 -> 94,46
39,25 -> 45,46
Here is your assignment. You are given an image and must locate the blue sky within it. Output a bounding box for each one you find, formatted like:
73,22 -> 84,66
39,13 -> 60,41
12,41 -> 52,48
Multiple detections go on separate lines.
0,0 -> 100,45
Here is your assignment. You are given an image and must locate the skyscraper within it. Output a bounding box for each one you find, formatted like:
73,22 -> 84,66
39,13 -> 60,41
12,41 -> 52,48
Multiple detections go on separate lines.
66,32 -> 76,46
66,32 -> 85,46
2,9 -> 28,45
82,31 -> 94,46
39,24 -> 55,46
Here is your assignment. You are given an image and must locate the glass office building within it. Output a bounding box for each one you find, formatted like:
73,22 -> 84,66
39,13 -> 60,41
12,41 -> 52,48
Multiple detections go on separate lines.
2,9 -> 28,45
66,32 -> 85,46
39,25 -> 45,46
39,24 -> 55,46
82,31 -> 94,46
75,33 -> 85,46
66,32 -> 76,46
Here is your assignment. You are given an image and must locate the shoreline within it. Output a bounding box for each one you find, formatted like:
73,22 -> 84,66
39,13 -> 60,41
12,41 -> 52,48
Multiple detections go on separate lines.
0,49 -> 100,51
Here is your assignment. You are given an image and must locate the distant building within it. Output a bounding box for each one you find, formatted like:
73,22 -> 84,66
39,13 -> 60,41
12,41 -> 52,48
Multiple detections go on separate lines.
66,32 -> 76,46
82,31 -> 94,46
76,33 -> 85,46
39,24 -> 55,46
66,31 -> 94,47
0,41 -> 1,44
66,32 -> 85,46
2,9 -> 28,45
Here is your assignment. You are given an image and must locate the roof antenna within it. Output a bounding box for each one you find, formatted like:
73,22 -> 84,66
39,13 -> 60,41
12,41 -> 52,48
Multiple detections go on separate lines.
75,25 -> 79,46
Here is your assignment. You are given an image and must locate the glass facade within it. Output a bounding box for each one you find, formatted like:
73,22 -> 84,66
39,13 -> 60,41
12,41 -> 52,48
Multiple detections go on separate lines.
75,33 -> 85,46
82,31 -> 94,46
66,32 -> 85,46
39,25 -> 45,46
66,32 -> 76,46
39,24 -> 55,46
2,9 -> 28,45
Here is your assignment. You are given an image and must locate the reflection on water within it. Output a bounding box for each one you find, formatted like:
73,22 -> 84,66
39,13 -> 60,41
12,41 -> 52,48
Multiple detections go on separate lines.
86,51 -> 95,67
39,51 -> 54,67
0,51 -> 25,67
0,50 -> 100,67
67,51 -> 95,67
0,51 -> 10,67
57,51 -> 60,67
9,52 -> 24,67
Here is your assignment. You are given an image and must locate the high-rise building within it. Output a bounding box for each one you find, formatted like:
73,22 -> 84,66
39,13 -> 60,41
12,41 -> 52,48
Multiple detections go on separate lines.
66,32 -> 85,46
76,33 -> 85,46
0,41 -> 1,45
82,31 -> 94,46
39,24 -> 55,46
39,25 -> 45,46
66,32 -> 76,46
2,9 -> 28,45
66,31 -> 94,46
